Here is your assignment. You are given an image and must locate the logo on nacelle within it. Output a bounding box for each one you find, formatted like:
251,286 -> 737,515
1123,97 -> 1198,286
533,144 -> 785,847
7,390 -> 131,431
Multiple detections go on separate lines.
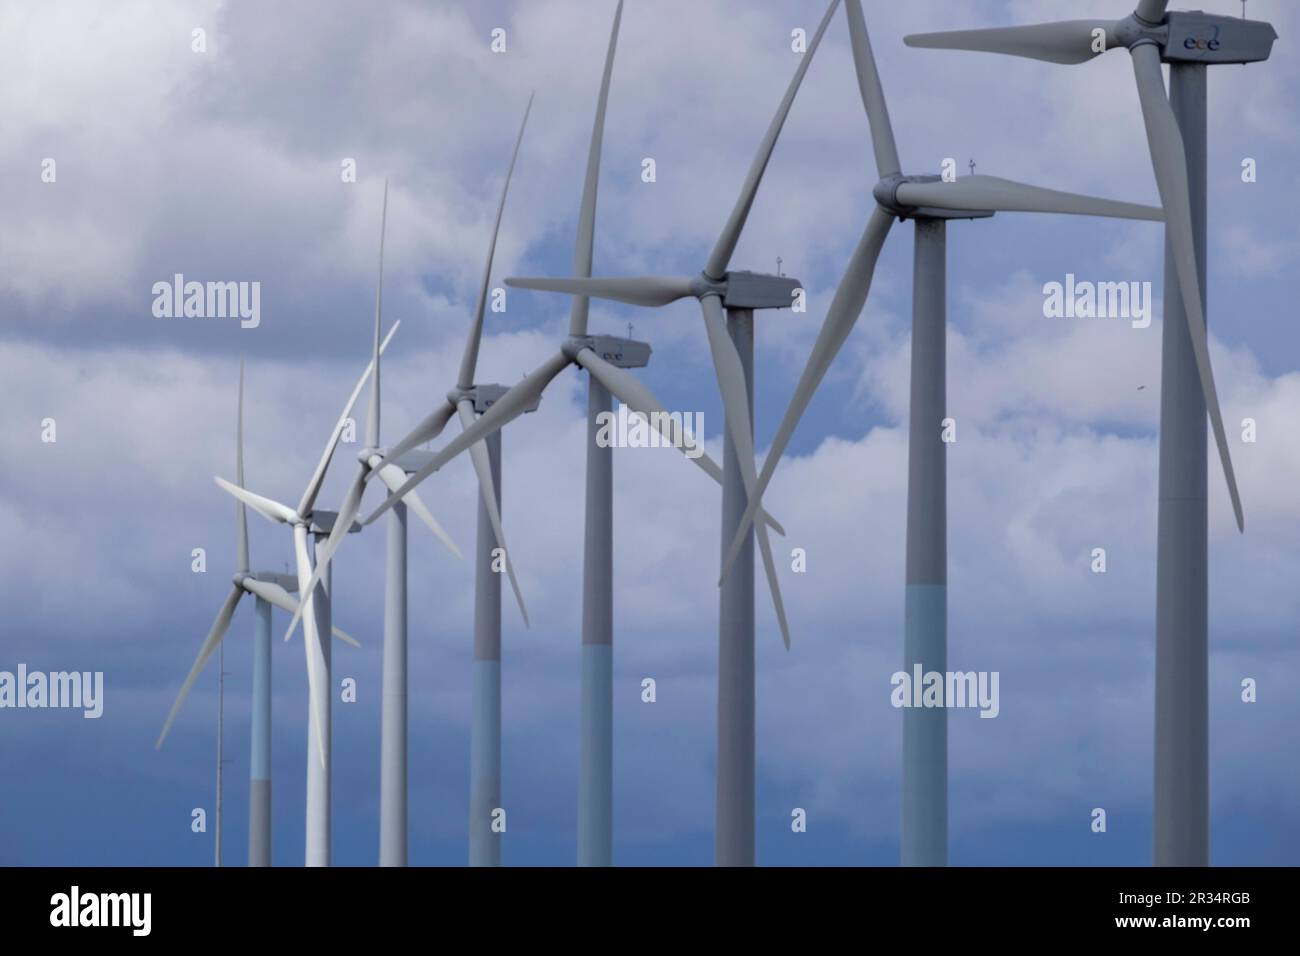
1184,25 -> 1222,51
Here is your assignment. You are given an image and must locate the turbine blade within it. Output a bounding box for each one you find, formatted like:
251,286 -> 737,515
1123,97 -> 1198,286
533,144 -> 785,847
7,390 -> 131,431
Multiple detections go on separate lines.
460,93 -> 534,388
293,525 -> 328,769
236,358 -> 249,573
331,626 -> 359,648
1131,43 -> 1243,531
569,0 -> 623,337
755,526 -> 791,647
507,275 -> 694,308
699,295 -> 792,648
156,586 -> 243,749
699,296 -> 756,479
721,205 -> 894,584
214,477 -> 297,524
242,577 -> 299,615
457,401 -> 529,627
375,460 -> 463,560
367,179 -> 388,448
383,399 -> 457,466
297,320 -> 400,517
844,0 -> 901,177
1135,1 -> 1169,25
283,463 -> 368,644
575,346 -> 786,535
366,350 -> 571,525
903,20 -> 1115,66
705,0 -> 840,279
894,174 -> 1163,221
244,577 -> 361,647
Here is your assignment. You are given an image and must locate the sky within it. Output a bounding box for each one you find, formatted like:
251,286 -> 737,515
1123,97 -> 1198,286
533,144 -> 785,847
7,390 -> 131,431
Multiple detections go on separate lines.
1,0 -> 1298,867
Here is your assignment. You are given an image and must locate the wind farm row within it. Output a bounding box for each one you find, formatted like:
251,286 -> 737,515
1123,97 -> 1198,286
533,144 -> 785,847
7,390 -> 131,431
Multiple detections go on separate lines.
155,0 -> 1276,867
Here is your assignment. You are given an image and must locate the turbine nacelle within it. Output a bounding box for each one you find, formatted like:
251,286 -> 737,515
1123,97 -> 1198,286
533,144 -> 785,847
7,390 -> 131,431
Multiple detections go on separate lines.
561,334 -> 651,369
718,271 -> 805,312
356,444 -> 431,479
385,448 -> 435,476
306,509 -> 361,538
233,570 -> 300,592
1118,11 -> 1277,64
252,570 -> 299,591
447,383 -> 543,416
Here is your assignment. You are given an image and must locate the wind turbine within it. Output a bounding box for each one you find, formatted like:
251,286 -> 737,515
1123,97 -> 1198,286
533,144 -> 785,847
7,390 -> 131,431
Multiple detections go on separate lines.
212,324 -> 399,865
714,0 -> 1165,865
216,635 -> 225,867
295,102 -> 538,867
372,1 -> 783,866
156,358 -> 359,867
280,182 -> 462,867
902,0 -> 1271,867
369,0 -> 839,867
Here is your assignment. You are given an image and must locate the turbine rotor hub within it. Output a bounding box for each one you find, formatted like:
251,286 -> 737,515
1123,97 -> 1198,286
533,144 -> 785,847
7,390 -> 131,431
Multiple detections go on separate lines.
307,509 -> 360,537
691,273 -> 727,299
872,173 -> 913,218
1114,13 -> 1167,49
873,173 -> 994,222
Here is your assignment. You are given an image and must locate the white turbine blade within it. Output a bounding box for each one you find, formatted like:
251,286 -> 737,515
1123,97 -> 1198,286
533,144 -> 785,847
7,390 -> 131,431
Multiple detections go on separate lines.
457,401 -> 530,627
460,93 -> 534,388
844,0 -> 901,177
367,179 -> 388,449
293,525 -> 328,768
700,295 -> 792,648
699,297 -> 758,487
244,577 -> 360,647
903,20 -> 1116,66
296,320 -> 400,517
236,358 -> 249,573
721,205 -> 894,585
1131,43 -> 1243,531
156,586 -> 243,749
375,461 -> 463,560
383,399 -> 457,466
1135,1 -> 1169,25
366,350 -> 571,526
569,0 -> 623,337
894,174 -> 1163,221
507,275 -> 694,309
242,577 -> 299,615
705,0 -> 840,280
290,527 -> 314,641
575,347 -> 786,535
214,477 -> 296,524
283,463 -> 368,644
